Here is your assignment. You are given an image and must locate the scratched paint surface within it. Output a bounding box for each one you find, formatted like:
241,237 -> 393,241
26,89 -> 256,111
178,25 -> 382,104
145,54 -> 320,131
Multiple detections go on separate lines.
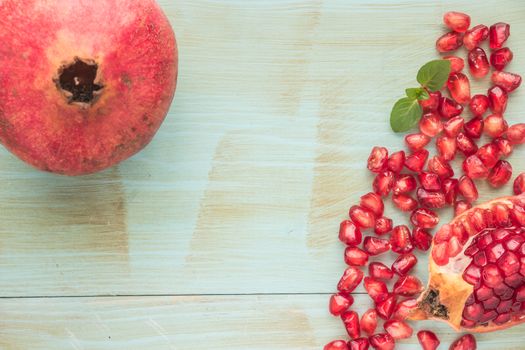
0,0 -> 524,349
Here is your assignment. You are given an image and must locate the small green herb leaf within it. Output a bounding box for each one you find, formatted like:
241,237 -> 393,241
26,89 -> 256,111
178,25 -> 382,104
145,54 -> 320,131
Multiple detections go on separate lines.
390,97 -> 422,132
417,60 -> 451,92
405,87 -> 430,100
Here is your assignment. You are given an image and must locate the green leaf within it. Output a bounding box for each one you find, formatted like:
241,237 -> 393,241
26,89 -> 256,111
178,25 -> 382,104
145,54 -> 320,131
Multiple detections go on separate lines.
418,89 -> 430,100
390,97 -> 422,132
405,88 -> 430,100
417,60 -> 451,92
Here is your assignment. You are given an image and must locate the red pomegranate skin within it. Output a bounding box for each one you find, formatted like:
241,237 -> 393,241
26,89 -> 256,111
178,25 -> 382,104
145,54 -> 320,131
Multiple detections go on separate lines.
0,0 -> 178,175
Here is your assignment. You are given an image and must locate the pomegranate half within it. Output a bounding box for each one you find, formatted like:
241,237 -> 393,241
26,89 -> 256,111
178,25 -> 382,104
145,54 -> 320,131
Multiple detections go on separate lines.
411,194 -> 525,332
0,0 -> 178,175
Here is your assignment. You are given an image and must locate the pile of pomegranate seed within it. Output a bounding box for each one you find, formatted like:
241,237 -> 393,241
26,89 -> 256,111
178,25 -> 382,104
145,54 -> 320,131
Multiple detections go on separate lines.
325,11 -> 524,350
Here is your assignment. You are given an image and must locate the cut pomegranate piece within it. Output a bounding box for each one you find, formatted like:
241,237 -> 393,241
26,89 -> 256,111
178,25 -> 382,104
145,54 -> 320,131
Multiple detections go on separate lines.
360,192 -> 384,218
393,174 -> 417,195
507,124 -> 525,145
392,298 -> 417,320
488,85 -> 508,114
405,149 -> 429,173
464,24 -> 489,50
368,333 -> 395,350
483,114 -> 507,138
329,293 -> 354,316
417,330 -> 440,350
324,340 -> 349,350
456,133 -> 478,156
514,173 -> 525,195
447,72 -> 471,104
393,275 -> 423,296
487,160 -> 512,188
436,31 -> 463,52
468,94 -> 489,117
493,137 -> 513,157
360,309 -> 377,335
449,334 -> 476,350
462,155 -> 489,179
368,147 -> 388,173
417,187 -> 446,209
348,338 -> 369,350
443,11 -> 470,32
411,208 -> 439,228
387,150 -> 405,173
390,225 -> 414,254
419,112 -> 443,137
392,253 -> 417,276
443,178 -> 459,204
455,200 -> 472,216
444,55 -> 465,73
489,22 -> 510,49
413,227 -> 432,251
369,262 -> 394,281
374,216 -> 393,235
383,319 -> 413,339
427,156 -> 454,179
339,220 -> 363,246
490,47 -> 513,71
337,267 -> 364,293
439,97 -> 463,119
458,176 -> 478,202
364,277 -> 389,303
363,237 -> 391,256
491,71 -> 522,93
341,310 -> 361,339
405,133 -> 431,151
477,143 -> 500,169
375,294 -> 397,320
419,172 -> 442,191
345,246 -> 369,266
419,90 -> 442,113
444,116 -> 465,137
468,47 -> 490,78
436,135 -> 457,161
392,193 -> 418,212
349,205 -> 376,228
464,117 -> 484,139
373,171 -> 396,196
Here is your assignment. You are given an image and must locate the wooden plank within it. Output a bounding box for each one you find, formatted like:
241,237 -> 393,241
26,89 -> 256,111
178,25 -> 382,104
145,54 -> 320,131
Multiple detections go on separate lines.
1,0 -> 525,296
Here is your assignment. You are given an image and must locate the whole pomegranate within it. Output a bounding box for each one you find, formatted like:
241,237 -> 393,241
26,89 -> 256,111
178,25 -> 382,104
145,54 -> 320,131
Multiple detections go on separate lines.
0,0 -> 178,175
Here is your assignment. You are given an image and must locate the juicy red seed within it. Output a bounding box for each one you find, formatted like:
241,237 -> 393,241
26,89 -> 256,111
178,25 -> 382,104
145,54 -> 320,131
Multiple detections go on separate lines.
419,112 -> 443,137
498,251 -> 520,276
374,216 -> 393,236
507,124 -> 525,145
490,47 -> 513,71
363,236 -> 391,256
392,298 -> 417,320
392,193 -> 418,212
348,338 -> 369,350
493,204 -> 511,227
427,156 -> 454,179
364,276 -> 388,303
369,262 -> 394,281
487,160 -> 512,188
369,333 -> 395,350
329,293 -> 354,316
324,340 -> 349,350
432,242 -> 449,266
436,31 -> 464,52
469,94 -> 489,116
360,309 -> 377,336
464,24 -> 489,50
393,275 -> 423,296
482,263 -> 504,287
341,310 -> 360,339
360,192 -> 384,218
390,225 -> 414,254
410,208 -> 439,228
368,146 -> 388,173
373,171 -> 396,196
419,172 -> 441,191
393,174 -> 417,195
337,267 -> 364,293
405,149 -> 429,173
488,85 -> 508,114
443,116 -> 464,138
462,264 -> 481,285
468,47 -> 490,78
405,133 -> 430,151
439,97 -> 463,119
489,22 -> 510,49
339,220 -> 363,246
436,135 -> 457,161
456,133 -> 478,156
349,205 -> 376,228
464,117 -> 484,139
344,246 -> 369,266
477,143 -> 500,169
412,227 -> 432,251
392,253 -> 417,276
383,319 -> 413,340
493,137 -> 513,157
450,334 -> 476,350
444,55 -> 465,73
458,176 -> 478,203
375,294 -> 397,320
514,173 -> 525,195
455,200 -> 472,216
417,187 -> 446,209
387,150 -> 405,173
463,155 -> 489,179
443,11 -> 470,32
447,72 -> 471,104
443,178 -> 459,204
419,90 -> 442,112
483,114 -> 508,138
417,330 -> 440,350
492,71 -> 522,93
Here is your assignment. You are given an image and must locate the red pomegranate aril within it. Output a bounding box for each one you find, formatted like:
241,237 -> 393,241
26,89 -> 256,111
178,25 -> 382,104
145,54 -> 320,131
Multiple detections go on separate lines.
387,151 -> 405,173
419,172 -> 441,191
417,330 -> 440,350
443,11 -> 470,32
338,267 -> 364,293
492,71 -> 522,92
439,97 -> 463,119
483,114 -> 508,138
463,155 -> 489,179
417,187 -> 446,209
432,242 -> 449,265
375,294 -> 397,320
456,133 -> 478,156
390,225 -> 414,254
329,293 -> 354,316
373,171 -> 396,196
405,149 -> 429,173
413,227 -> 432,251
345,246 -> 369,266
464,24 -> 489,50
364,237 -> 391,256
360,309 -> 378,336
369,262 -> 394,281
436,31 -> 464,52
392,253 -> 417,276
428,156 -> 454,179
393,275 -> 423,296
419,90 -> 442,113
324,340 -> 349,350
444,116 -> 465,137
405,133 -> 431,151
498,251 -> 520,276
349,205 -> 376,228
493,313 -> 511,325
449,334 -> 476,350
455,200 -> 472,216
458,176 -> 478,202
368,147 -> 389,173
511,204 -> 525,226
507,124 -> 525,145
443,178 -> 459,204
360,192 -> 384,218
393,174 -> 417,195
383,319 -> 413,340
341,310 -> 361,339
364,277 -> 389,303
348,338 -> 370,350
514,173 -> 525,194
436,135 -> 457,161
368,333 -> 395,350
482,263 -> 504,287
493,204 -> 511,227
468,94 -> 489,117
462,264 -> 481,285
487,160 -> 512,187
411,208 -> 439,228
339,220 -> 363,246
464,117 -> 484,139
444,55 -> 465,73
392,193 -> 418,212
468,47 -> 490,78
490,47 -> 513,71
419,113 -> 443,137
489,22 -> 510,49
374,217 -> 393,235
447,72 -> 471,104
477,143 -> 500,169
488,85 -> 508,114
392,298 -> 417,320
493,137 -> 513,157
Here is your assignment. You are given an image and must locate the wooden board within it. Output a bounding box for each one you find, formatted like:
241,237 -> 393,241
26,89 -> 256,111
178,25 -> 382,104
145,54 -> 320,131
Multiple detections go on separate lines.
1,0 -> 525,348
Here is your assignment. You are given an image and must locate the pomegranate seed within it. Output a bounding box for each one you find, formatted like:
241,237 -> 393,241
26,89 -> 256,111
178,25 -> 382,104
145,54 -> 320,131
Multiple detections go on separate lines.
427,156 -> 454,179
493,137 -> 513,157
373,171 -> 395,196
489,22 -> 510,49
393,275 -> 423,296
405,149 -> 429,173
444,55 -> 465,73
439,97 -> 463,119
363,237 -> 391,256
436,31 -> 463,52
447,72 -> 471,104
368,147 -> 388,173
410,208 -> 439,228
369,262 -> 394,281
387,150 -> 405,173
514,173 -> 525,194
360,309 -> 377,335
360,192 -> 384,218
412,227 -> 432,251
477,143 -> 500,168
393,174 -> 417,195
405,133 -> 430,151
463,264 -> 482,285
483,114 -> 507,138
443,178 -> 459,204
487,160 -> 512,187
468,94 -> 489,117
348,338 -> 369,350
443,11 -> 470,32
392,298 -> 417,320
432,242 -> 449,265
455,200 -> 472,216
364,277 -> 389,303
345,246 -> 369,266
349,205 -> 376,228
383,319 -> 413,340
369,333 -> 395,350
488,85 -> 508,114
468,47 -> 490,78
390,225 -> 414,254
341,310 -> 360,339
458,176 -> 478,203
419,90 -> 442,112
490,47 -> 513,70
324,341 -> 349,350
392,193 -> 418,212
392,253 -> 417,276
492,71 -> 522,92
419,112 -> 443,137
507,124 -> 525,145
444,116 -> 464,137
337,267 -> 364,293
339,220 -> 363,246
375,294 -> 397,320
436,135 -> 457,161
419,172 -> 441,191
329,293 -> 354,316
417,330 -> 440,350
464,117 -> 484,139
464,24 -> 489,49
457,132 -> 478,156
493,204 -> 511,227
417,187 -> 446,209
462,155 -> 489,179
374,217 -> 393,235
449,334 -> 476,350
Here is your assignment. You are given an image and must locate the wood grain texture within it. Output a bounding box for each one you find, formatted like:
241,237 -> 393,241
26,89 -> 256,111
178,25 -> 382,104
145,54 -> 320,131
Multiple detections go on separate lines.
1,0 -> 525,349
